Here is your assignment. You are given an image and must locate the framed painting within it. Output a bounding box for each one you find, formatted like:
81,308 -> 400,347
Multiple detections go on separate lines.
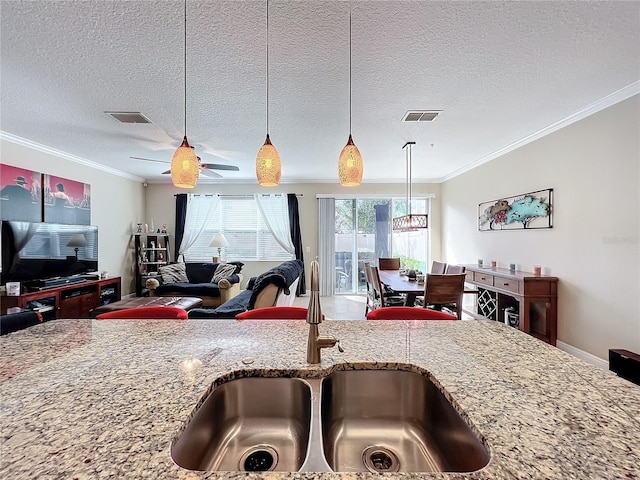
0,163 -> 42,222
43,174 -> 91,225
478,188 -> 553,231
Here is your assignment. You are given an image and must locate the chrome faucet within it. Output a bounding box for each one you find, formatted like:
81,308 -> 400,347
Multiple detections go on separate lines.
306,260 -> 344,364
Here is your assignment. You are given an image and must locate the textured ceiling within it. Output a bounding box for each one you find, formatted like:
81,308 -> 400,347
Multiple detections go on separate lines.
1,0 -> 638,184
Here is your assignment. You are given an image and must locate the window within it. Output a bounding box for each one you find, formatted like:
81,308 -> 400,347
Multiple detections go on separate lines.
182,196 -> 294,262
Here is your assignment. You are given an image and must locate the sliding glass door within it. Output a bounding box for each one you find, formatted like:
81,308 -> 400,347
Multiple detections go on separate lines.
333,197 -> 430,294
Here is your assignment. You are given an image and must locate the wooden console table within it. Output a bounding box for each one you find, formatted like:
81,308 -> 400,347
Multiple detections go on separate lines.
1,277 -> 121,320
463,265 -> 558,345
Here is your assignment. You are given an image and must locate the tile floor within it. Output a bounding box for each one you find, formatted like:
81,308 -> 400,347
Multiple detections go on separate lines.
292,293 -> 368,320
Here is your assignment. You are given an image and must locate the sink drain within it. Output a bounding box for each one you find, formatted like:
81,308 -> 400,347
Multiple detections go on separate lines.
239,445 -> 278,472
362,446 -> 400,473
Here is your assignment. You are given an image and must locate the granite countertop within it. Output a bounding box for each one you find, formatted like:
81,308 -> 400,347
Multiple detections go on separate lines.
1,318 -> 639,479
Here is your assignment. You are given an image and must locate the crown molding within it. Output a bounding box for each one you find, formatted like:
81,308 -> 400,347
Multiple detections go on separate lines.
440,81 -> 640,183
0,131 -> 145,182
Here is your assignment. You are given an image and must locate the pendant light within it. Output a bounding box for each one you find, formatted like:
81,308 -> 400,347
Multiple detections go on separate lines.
256,0 -> 281,187
392,142 -> 428,231
171,0 -> 199,189
338,0 -> 363,187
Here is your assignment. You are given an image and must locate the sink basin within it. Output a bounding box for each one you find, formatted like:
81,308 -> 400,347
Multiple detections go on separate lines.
320,369 -> 490,473
171,377 -> 312,472
172,367 -> 490,473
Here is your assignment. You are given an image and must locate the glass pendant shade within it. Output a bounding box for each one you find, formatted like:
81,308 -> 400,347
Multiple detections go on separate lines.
171,136 -> 200,189
338,134 -> 363,187
256,134 -> 281,187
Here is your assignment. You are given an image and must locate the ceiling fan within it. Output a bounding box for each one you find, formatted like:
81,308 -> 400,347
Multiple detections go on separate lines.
130,155 -> 240,178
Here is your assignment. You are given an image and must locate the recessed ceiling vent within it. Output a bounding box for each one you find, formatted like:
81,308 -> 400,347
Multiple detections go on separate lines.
105,111 -> 152,124
402,110 -> 441,122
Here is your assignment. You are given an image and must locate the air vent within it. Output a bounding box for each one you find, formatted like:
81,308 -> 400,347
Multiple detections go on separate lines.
105,111 -> 152,124
402,110 -> 441,122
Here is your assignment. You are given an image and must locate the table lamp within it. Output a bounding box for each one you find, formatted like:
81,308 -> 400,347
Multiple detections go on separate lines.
209,233 -> 229,263
67,233 -> 87,261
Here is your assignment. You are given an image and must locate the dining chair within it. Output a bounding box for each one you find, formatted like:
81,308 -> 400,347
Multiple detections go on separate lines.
378,257 -> 401,270
335,267 -> 349,292
414,261 -> 449,306
236,306 -> 321,320
363,262 -> 378,315
444,264 -> 466,274
96,306 -> 188,320
374,258 -> 407,300
369,266 -> 406,308
422,273 -> 467,320
366,306 -> 456,320
430,261 -> 447,274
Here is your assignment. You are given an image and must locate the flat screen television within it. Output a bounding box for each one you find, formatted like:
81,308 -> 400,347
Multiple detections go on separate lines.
1,221 -> 98,285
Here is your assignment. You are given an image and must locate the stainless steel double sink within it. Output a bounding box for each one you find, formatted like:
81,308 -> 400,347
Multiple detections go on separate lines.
171,367 -> 490,473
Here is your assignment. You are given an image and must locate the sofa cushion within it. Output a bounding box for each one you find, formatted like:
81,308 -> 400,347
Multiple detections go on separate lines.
212,263 -> 237,283
159,263 -> 188,283
228,261 -> 244,275
184,262 -> 244,283
154,282 -> 222,298
185,263 -> 217,284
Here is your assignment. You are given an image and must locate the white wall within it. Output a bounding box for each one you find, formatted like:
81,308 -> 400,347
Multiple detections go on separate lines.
441,95 -> 640,360
1,139 -> 145,295
145,182 -> 443,287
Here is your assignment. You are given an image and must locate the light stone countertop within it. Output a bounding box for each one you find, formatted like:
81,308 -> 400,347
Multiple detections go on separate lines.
1,318 -> 639,479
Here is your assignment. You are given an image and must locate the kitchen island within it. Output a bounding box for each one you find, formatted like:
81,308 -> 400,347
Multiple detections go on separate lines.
1,318 -> 639,479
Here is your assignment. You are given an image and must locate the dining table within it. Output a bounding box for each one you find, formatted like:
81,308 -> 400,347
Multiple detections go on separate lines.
377,269 -> 425,306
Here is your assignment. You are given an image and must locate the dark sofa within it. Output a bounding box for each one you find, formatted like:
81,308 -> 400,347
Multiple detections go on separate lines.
189,259 -> 304,319
147,261 -> 244,307
1,310 -> 42,335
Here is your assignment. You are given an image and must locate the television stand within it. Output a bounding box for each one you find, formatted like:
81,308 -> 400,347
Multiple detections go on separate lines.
2,277 -> 121,320
24,276 -> 88,291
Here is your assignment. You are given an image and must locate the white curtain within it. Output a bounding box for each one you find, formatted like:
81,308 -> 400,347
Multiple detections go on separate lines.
255,194 -> 295,254
317,197 -> 335,296
178,195 -> 220,260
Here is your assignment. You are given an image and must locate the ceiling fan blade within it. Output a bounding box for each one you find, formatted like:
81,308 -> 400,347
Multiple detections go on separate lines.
161,169 -> 221,178
130,156 -> 170,165
200,169 -> 223,178
201,163 -> 240,171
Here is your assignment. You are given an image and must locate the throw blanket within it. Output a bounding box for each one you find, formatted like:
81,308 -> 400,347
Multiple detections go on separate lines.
188,290 -> 252,319
248,259 -> 303,310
